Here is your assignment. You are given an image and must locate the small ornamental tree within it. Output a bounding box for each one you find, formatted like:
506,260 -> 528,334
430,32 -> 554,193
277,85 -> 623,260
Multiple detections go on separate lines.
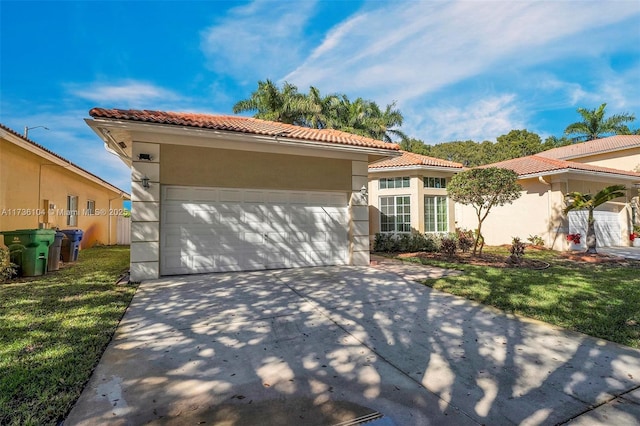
448,167 -> 522,256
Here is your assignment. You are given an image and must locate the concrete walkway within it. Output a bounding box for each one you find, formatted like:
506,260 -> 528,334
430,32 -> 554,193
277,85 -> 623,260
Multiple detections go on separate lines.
66,264 -> 640,425
598,246 -> 640,260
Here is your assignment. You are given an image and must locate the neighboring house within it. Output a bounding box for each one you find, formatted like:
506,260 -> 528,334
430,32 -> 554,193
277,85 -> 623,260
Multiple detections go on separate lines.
537,135 -> 640,172
454,155 -> 640,250
367,151 -> 464,240
0,124 -> 129,248
85,108 -> 400,281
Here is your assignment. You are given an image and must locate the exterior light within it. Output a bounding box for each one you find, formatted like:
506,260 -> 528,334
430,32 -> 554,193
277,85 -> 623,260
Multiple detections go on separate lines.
141,176 -> 150,189
138,153 -> 153,161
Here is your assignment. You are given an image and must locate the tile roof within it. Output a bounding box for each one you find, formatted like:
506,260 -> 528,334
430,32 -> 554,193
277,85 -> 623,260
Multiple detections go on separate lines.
369,150 -> 464,170
483,155 -> 640,179
89,108 -> 400,151
537,135 -> 640,160
0,123 -> 130,196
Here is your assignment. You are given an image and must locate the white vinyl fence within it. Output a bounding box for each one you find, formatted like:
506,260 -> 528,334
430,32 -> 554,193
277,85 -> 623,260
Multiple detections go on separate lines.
117,216 -> 131,245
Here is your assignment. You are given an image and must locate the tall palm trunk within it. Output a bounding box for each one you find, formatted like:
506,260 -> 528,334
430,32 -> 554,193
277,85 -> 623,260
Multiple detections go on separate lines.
586,209 -> 597,254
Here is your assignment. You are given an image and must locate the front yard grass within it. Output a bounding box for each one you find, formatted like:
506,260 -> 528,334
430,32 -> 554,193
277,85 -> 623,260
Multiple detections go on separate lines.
402,247 -> 640,349
0,245 -> 135,426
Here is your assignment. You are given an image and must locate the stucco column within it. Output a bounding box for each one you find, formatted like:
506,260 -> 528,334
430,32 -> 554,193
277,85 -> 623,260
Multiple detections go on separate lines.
130,142 -> 160,281
349,160 -> 370,265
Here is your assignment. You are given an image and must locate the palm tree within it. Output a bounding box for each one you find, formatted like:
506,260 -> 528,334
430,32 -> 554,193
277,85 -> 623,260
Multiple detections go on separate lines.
564,103 -> 635,141
234,81 -> 406,142
564,184 -> 627,254
232,79 -> 307,125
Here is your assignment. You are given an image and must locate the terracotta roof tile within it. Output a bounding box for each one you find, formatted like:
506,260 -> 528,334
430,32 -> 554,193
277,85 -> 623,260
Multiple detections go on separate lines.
482,155 -> 640,178
538,135 -> 640,160
89,108 -> 400,151
0,123 -> 129,196
369,150 -> 464,169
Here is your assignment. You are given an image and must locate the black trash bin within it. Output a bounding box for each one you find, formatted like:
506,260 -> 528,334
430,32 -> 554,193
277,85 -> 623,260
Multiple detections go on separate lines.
60,229 -> 83,262
1,229 -> 56,277
47,231 -> 65,272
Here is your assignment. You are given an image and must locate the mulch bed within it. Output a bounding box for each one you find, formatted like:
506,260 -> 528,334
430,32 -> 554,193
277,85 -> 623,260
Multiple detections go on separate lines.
394,248 -> 635,269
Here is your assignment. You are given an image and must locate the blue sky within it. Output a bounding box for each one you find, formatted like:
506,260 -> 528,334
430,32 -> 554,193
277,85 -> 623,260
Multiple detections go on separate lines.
2,0 -> 639,192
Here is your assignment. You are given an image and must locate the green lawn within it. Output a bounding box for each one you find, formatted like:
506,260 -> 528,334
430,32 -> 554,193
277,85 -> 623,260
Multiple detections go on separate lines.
0,246 -> 135,426
403,247 -> 640,349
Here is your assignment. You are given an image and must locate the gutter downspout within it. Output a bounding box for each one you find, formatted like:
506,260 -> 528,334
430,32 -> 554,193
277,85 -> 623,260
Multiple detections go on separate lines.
539,176 -> 552,247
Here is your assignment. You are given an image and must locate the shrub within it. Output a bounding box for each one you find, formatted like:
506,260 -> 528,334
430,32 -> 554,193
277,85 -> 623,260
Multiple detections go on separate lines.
527,234 -> 545,246
509,237 -> 526,264
439,235 -> 458,258
374,233 -> 395,252
373,232 -> 440,253
456,228 -> 474,253
0,247 -> 18,282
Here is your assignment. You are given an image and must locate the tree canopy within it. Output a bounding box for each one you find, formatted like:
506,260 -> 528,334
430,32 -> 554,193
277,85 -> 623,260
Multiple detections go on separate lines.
448,168 -> 522,255
233,80 -> 405,142
234,83 -> 637,166
564,103 -> 636,141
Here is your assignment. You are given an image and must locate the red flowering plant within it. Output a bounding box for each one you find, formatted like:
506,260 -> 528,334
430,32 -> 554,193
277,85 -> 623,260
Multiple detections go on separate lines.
566,233 -> 581,244
631,226 -> 640,242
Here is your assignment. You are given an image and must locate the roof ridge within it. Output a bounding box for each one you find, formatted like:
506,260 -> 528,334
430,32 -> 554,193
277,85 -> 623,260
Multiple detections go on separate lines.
0,123 -> 129,196
89,107 -> 400,151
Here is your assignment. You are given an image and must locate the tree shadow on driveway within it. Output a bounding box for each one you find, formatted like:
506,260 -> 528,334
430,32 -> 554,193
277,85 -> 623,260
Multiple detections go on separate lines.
65,266 -> 640,425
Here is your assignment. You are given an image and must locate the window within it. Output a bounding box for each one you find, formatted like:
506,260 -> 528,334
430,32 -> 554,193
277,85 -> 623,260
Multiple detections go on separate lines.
86,200 -> 95,216
424,196 -> 448,233
67,195 -> 78,226
380,196 -> 411,233
423,177 -> 447,188
379,177 -> 410,189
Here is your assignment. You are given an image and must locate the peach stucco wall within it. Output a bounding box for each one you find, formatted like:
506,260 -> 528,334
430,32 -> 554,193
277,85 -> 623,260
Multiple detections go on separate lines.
569,147 -> 640,172
0,136 -> 125,248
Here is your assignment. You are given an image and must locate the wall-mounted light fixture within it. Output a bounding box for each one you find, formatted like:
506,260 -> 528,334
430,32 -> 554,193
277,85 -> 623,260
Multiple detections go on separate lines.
360,184 -> 368,202
138,153 -> 153,161
141,176 -> 150,189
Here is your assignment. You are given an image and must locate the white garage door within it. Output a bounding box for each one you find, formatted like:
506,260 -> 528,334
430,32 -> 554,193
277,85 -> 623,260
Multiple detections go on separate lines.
160,186 -> 349,275
568,210 -> 621,247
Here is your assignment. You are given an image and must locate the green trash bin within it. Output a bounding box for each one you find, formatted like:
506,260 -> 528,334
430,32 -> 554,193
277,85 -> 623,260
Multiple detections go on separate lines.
1,229 -> 55,277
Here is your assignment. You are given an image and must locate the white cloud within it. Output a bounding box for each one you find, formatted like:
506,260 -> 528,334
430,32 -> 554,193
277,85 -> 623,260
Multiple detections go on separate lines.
67,80 -> 182,108
200,0 -> 318,82
284,1 -> 640,106
405,95 -> 526,143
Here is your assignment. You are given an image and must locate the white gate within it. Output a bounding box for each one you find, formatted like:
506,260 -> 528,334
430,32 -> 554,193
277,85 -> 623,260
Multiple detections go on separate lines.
117,216 -> 131,245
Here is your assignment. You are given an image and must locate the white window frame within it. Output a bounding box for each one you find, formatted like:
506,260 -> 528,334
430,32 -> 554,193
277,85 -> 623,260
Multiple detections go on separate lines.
379,195 -> 412,233
424,195 -> 448,233
423,177 -> 447,189
67,195 -> 78,226
379,177 -> 410,189
86,200 -> 95,216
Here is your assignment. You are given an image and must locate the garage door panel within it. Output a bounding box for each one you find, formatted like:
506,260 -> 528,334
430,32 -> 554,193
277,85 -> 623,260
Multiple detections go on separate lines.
568,209 -> 621,247
192,188 -> 218,202
161,186 -> 349,275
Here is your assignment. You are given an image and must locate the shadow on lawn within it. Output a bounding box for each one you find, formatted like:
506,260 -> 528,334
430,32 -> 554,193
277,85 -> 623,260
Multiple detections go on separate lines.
64,265 -> 640,425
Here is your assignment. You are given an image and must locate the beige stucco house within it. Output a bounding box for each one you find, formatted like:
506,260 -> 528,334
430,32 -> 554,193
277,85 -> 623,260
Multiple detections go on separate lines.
454,155 -> 640,250
0,124 -> 129,248
367,151 -> 464,241
85,108 -> 400,281
367,136 -> 640,252
537,135 -> 640,172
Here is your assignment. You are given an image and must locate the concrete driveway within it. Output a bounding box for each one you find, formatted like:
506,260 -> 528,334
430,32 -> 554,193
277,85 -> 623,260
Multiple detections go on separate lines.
66,265 -> 640,425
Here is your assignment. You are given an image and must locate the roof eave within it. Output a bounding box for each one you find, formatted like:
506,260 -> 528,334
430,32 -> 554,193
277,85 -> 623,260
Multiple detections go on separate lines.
87,117 -> 401,159
517,168 -> 640,182
368,165 -> 463,173
1,125 -> 130,198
